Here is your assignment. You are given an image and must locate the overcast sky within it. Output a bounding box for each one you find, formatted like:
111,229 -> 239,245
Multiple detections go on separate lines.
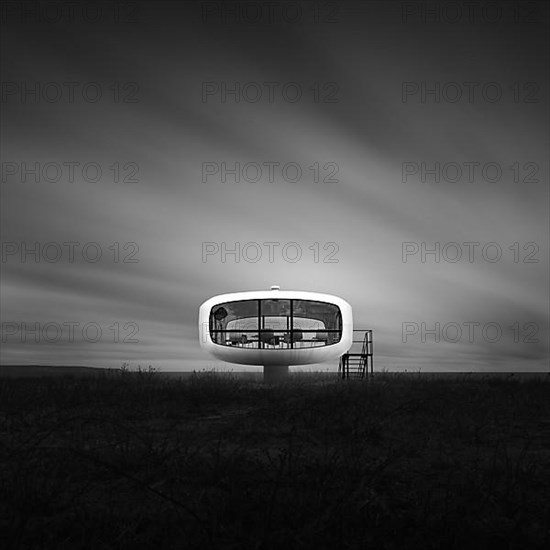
1,1 -> 548,372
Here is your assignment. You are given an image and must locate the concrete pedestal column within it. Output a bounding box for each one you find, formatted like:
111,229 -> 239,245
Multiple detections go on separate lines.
263,365 -> 289,383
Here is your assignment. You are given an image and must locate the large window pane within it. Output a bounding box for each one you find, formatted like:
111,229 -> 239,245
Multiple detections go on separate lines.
210,300 -> 259,345
258,299 -> 290,348
260,299 -> 291,318
293,300 -> 342,346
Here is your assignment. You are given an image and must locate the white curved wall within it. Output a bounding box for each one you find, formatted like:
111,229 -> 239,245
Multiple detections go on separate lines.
198,289 -> 353,366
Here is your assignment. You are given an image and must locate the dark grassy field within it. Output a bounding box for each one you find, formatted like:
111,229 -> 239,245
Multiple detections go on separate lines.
1,370 -> 549,549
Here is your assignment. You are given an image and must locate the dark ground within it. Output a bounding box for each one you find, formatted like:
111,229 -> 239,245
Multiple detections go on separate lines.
1,369 -> 549,549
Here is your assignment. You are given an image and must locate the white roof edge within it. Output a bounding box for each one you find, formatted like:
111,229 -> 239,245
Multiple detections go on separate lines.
199,290 -> 352,310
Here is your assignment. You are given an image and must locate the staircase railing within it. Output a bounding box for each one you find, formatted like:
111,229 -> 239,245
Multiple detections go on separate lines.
338,329 -> 374,379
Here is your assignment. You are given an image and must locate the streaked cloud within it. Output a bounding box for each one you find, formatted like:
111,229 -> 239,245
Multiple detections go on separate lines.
1,1 -> 548,372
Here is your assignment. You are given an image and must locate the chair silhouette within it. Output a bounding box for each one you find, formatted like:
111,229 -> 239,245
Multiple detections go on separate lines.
259,329 -> 278,346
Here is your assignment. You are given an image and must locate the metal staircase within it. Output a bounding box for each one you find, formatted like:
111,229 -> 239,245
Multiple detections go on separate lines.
338,329 -> 374,379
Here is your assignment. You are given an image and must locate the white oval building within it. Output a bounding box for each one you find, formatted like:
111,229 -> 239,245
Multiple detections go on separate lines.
198,286 -> 353,382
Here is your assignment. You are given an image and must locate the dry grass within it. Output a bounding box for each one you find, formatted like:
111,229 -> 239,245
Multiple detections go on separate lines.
1,370 -> 549,549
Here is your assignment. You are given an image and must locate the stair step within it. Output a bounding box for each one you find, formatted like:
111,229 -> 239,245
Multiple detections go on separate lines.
339,329 -> 374,379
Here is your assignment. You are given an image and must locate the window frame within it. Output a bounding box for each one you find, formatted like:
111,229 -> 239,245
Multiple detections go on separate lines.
209,298 -> 342,349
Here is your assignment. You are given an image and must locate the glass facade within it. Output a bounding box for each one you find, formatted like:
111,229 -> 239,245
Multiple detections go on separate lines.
210,299 -> 342,349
